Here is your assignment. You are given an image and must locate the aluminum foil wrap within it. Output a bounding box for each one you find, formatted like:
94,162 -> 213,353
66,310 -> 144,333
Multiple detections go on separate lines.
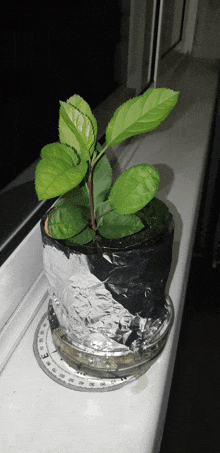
41,218 -> 174,354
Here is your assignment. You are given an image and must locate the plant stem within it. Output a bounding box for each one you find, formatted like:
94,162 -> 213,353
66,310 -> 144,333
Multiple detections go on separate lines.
93,144 -> 108,166
87,143 -> 109,232
88,172 -> 96,232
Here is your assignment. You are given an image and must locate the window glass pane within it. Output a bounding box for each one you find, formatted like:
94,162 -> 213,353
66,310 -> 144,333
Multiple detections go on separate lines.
2,1 -> 122,190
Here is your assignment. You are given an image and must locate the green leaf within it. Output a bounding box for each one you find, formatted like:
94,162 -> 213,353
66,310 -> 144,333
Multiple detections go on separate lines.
59,100 -> 96,161
48,198 -> 88,239
136,197 -> 172,232
55,185 -> 90,211
65,227 -> 96,245
40,142 -> 79,165
106,88 -> 179,146
93,154 -> 112,213
67,95 -> 97,139
108,164 -> 160,214
96,201 -> 144,239
35,154 -> 88,200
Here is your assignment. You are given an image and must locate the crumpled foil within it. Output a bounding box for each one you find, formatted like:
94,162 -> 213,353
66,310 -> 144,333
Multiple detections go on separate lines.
41,218 -> 174,353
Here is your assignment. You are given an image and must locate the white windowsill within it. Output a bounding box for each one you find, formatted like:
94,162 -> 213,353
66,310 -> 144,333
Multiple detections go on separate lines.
0,57 -> 219,453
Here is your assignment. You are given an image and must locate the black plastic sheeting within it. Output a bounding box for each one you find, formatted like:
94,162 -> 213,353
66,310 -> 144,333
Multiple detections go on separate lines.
87,227 -> 174,321
41,215 -> 174,323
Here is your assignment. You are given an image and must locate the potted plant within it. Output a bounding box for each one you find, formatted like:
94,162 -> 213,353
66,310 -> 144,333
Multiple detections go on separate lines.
35,88 -> 179,379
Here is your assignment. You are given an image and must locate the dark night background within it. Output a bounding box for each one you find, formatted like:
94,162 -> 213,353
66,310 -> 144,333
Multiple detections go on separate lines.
1,1 -> 121,190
